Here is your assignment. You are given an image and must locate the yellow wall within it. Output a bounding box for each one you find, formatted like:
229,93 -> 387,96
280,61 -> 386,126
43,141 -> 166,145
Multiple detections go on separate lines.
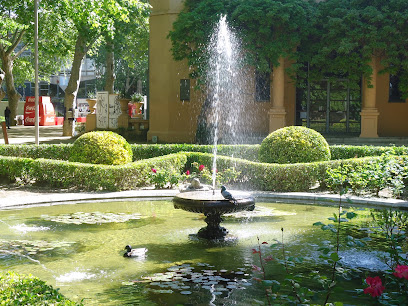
376,69 -> 408,136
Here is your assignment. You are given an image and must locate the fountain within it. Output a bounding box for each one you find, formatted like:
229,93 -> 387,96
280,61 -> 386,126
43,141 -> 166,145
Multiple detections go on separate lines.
173,16 -> 255,239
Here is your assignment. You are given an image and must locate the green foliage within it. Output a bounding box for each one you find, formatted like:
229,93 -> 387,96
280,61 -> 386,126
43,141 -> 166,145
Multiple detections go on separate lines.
325,154 -> 408,197
0,154 -> 187,191
69,131 -> 133,165
0,143 -> 407,193
0,144 -> 72,160
169,0 -> 313,81
259,126 -> 331,164
170,0 -> 408,96
130,144 -> 260,161
0,271 -> 81,305
330,145 -> 408,160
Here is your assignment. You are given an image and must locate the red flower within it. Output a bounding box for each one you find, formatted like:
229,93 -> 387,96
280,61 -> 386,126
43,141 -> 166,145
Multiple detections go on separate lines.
151,168 -> 157,173
262,241 -> 268,245
363,276 -> 385,297
199,164 -> 205,171
186,170 -> 190,175
393,265 -> 408,280
252,248 -> 260,254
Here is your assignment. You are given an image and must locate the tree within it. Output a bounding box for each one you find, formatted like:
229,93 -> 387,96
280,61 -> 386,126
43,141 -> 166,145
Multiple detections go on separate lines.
169,0 -> 313,83
169,0 -> 408,96
95,0 -> 149,95
0,0 -> 73,125
55,0 -> 150,136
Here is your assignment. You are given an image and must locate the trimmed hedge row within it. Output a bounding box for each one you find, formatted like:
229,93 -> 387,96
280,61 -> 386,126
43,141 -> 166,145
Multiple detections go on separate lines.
0,154 -> 187,191
0,143 -> 407,164
184,152 -> 392,191
330,145 -> 408,160
1,149 -> 405,192
0,144 -> 71,160
130,144 -> 260,161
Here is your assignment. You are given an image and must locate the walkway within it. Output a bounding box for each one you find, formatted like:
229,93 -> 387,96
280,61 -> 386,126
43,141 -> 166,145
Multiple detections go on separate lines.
0,125 -> 73,145
0,186 -> 407,211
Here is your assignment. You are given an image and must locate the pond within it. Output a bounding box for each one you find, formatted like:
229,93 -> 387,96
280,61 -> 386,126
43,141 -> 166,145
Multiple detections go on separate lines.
0,200 -> 389,305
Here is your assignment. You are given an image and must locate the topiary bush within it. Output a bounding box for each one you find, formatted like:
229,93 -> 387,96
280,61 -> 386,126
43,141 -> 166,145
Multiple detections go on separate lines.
69,131 -> 132,165
259,126 -> 331,164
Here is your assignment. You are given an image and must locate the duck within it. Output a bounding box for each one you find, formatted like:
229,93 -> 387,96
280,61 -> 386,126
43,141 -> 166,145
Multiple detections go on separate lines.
123,245 -> 148,258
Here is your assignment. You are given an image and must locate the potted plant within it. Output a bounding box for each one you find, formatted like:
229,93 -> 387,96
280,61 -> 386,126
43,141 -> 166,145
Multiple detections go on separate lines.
130,92 -> 144,118
86,92 -> 97,114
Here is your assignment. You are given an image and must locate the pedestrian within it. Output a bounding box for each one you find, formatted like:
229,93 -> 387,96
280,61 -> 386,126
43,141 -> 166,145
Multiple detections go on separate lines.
4,106 -> 11,129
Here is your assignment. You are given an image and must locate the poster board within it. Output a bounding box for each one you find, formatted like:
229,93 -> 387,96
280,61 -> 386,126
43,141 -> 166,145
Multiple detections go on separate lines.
108,94 -> 121,129
96,91 -> 109,129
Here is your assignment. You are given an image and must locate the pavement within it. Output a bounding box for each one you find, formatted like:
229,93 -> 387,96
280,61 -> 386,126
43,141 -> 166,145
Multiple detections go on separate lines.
1,124 -> 408,211
0,125 -> 73,145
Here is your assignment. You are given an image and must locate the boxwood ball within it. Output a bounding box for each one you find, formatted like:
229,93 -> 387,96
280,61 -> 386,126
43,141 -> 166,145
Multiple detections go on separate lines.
259,126 -> 331,164
69,131 -> 133,165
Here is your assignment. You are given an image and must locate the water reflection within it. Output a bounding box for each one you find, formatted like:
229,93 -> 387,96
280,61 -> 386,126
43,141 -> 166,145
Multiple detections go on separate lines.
0,200 -> 385,305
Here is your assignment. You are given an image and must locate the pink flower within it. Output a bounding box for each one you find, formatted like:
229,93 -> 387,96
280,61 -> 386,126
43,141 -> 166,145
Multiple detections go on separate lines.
186,170 -> 190,175
151,168 -> 157,173
252,264 -> 262,273
364,276 -> 385,297
264,255 -> 274,262
199,164 -> 205,171
393,265 -> 408,280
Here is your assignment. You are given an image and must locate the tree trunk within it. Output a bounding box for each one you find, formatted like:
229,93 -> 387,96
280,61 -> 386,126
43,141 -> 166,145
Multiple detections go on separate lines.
62,35 -> 88,136
1,54 -> 21,126
104,43 -> 115,94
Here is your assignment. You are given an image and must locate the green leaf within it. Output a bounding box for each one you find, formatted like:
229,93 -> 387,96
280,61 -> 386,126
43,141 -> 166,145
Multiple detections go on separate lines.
330,252 -> 340,261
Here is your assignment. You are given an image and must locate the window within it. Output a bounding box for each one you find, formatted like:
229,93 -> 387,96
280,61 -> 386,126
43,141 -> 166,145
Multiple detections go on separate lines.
389,74 -> 405,103
255,71 -> 270,101
180,79 -> 190,101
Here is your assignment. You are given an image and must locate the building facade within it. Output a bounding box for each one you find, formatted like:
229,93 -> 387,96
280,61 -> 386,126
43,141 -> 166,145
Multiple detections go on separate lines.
147,0 -> 408,143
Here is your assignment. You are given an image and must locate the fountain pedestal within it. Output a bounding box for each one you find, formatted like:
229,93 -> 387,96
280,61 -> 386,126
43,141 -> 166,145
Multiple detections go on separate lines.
173,190 -> 255,239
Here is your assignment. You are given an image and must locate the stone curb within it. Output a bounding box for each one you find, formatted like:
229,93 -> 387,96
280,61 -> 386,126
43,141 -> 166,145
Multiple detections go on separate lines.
1,189 -> 407,210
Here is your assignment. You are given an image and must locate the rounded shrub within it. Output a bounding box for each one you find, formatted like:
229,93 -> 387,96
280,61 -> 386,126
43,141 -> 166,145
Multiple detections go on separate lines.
259,126 -> 331,164
69,131 -> 133,165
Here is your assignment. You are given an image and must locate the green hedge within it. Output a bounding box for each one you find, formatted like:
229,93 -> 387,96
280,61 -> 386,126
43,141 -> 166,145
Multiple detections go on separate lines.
330,145 -> 408,160
0,154 -> 187,191
183,152 -> 389,191
0,271 -> 81,305
1,143 -> 407,163
130,144 -> 260,161
0,149 -> 405,192
0,144 -> 72,160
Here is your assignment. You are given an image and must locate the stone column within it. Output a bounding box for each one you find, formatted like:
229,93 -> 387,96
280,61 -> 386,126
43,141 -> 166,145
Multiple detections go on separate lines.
268,57 -> 287,133
360,56 -> 380,138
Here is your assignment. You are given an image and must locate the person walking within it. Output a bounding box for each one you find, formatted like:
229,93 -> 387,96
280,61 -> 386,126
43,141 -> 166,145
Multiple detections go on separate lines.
4,106 -> 11,129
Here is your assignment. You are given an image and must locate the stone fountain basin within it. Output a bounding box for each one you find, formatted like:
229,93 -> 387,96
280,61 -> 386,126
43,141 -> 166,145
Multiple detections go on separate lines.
173,190 -> 255,215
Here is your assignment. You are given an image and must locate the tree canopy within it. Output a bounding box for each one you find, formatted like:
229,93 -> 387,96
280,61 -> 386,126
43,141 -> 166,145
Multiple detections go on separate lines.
169,0 -> 408,95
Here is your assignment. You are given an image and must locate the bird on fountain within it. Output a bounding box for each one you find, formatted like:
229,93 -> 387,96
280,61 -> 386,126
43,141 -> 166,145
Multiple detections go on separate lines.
221,185 -> 237,204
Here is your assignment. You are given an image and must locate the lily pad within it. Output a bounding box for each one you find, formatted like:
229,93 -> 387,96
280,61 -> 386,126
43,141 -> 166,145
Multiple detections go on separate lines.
41,212 -> 142,225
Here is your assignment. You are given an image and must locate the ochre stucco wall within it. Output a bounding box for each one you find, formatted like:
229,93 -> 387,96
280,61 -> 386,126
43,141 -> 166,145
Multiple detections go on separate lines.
376,70 -> 408,137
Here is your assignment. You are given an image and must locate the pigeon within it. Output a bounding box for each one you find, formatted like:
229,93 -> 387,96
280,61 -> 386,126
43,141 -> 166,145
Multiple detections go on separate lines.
221,185 -> 236,204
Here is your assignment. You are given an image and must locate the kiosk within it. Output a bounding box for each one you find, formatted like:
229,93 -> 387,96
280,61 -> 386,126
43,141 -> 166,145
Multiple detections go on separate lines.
24,96 -> 56,126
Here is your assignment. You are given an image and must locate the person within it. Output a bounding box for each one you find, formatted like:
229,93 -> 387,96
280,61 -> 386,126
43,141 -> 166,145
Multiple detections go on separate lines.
4,106 -> 11,129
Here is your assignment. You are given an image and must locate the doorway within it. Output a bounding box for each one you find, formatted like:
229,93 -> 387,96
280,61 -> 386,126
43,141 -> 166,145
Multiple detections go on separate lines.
296,79 -> 361,135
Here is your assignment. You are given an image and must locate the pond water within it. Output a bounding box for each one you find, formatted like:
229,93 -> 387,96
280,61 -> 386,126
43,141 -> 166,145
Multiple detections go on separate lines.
0,200 -> 386,305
